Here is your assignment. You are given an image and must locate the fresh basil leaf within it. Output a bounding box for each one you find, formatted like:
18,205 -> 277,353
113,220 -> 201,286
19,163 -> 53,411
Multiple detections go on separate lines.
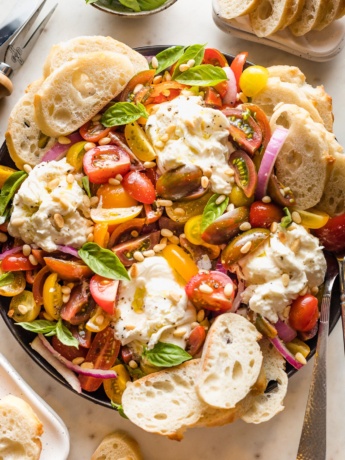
78,242 -> 130,281
172,44 -> 206,79
101,102 -> 148,127
0,171 -> 27,216
56,319 -> 79,348
201,194 -> 229,233
175,64 -> 227,87
152,45 -> 185,75
85,0 -> 98,3
82,176 -> 91,198
138,0 -> 169,10
0,272 -> 14,287
15,320 -> 57,335
111,402 -> 129,419
143,342 -> 192,367
281,207 -> 292,228
119,0 -> 141,11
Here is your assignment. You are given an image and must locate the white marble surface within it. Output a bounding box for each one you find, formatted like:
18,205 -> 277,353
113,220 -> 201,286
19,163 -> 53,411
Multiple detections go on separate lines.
1,0 -> 345,459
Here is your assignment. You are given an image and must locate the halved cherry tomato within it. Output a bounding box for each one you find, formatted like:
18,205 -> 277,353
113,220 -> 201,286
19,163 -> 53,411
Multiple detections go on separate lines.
293,208 -> 329,230
122,170 -> 155,204
145,81 -> 186,105
108,218 -> 146,248
60,283 -> 95,325
119,69 -> 156,102
2,252 -> 36,271
313,214 -> 345,253
103,363 -> 131,404
185,271 -> 235,311
201,206 -> 249,245
90,205 -> 143,226
112,231 -> 160,267
44,257 -> 93,281
71,324 -> 92,349
32,265 -> 51,306
230,51 -> 248,92
229,150 -> 257,198
43,272 -> 63,320
8,290 -> 40,323
83,145 -> 131,184
79,120 -> 111,143
66,141 -> 87,172
162,244 -> 199,282
241,103 -> 271,150
144,203 -> 163,224
89,275 -> 119,315
51,335 -> 87,361
25,269 -> 38,285
203,48 -> 228,67
124,121 -> 156,162
204,87 -> 222,108
31,249 -> 47,266
93,223 -> 109,248
289,294 -> 319,332
97,183 -> 138,208
79,326 -> 121,392
86,306 -> 111,332
249,201 -> 284,229
186,325 -> 206,357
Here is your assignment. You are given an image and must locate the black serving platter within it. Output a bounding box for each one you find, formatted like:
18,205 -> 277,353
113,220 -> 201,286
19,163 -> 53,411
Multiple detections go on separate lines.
0,46 -> 341,409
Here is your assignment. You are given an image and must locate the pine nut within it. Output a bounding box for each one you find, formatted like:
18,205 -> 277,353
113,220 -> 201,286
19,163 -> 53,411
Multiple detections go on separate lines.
160,237 -> 168,245
215,195 -> 226,205
22,244 -> 31,256
270,222 -> 278,233
292,211 -> 302,224
161,228 -> 173,238
98,137 -> 111,145
295,352 -> 307,365
58,136 -> 71,145
240,241 -> 252,254
239,222 -> 251,231
197,309 -> 205,322
155,140 -> 164,149
133,251 -> 144,262
18,304 -> 28,315
87,233 -> 94,242
61,286 -> 71,295
54,213 -> 65,229
91,114 -> 102,122
62,294 -> 70,303
133,83 -> 144,94
199,284 -> 213,294
28,254 -> 38,266
164,71 -> 172,81
160,133 -> 169,142
129,360 -> 138,369
299,286 -> 308,296
23,164 -> 32,173
84,142 -> 96,151
115,174 -> 123,182
173,207 -> 185,216
153,243 -> 166,253
278,231 -> 287,244
0,232 -> 8,243
179,63 -> 190,72
262,196 -> 271,203
66,173 -> 74,184
191,321 -> 199,329
169,235 -> 180,245
72,357 -> 85,365
201,176 -> 209,189
151,56 -> 159,69
144,161 -> 156,168
311,286 -> 319,295
11,218 -> 25,226
48,178 -> 59,189
156,199 -> 173,207
108,178 -> 120,186
153,75 -> 163,84
81,362 -> 94,369
227,203 -> 235,212
224,283 -> 234,298
173,326 -> 187,338
281,273 -> 290,287
187,59 -> 195,67
143,250 -> 155,257
225,168 -> 235,176
90,196 -> 99,208
290,238 -> 301,254
95,314 -> 105,326
130,263 -> 139,278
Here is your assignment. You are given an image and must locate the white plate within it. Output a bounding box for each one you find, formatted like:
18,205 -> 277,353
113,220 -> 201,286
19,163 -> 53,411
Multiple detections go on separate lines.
213,1 -> 345,62
0,354 -> 70,460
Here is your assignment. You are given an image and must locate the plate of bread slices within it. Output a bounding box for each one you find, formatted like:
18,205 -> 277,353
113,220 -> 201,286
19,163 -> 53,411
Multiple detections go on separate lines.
0,37 -> 343,440
213,0 -> 345,61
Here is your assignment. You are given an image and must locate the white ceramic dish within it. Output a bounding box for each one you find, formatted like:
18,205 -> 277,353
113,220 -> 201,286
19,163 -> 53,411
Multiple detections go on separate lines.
0,353 -> 70,460
212,0 -> 345,62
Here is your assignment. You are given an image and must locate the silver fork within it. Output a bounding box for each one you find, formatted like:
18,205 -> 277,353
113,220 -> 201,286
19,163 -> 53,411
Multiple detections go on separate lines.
335,254 -> 345,354
296,251 -> 338,460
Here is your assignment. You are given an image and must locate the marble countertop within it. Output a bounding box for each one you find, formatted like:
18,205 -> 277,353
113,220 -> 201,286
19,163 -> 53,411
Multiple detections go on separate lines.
1,0 -> 345,459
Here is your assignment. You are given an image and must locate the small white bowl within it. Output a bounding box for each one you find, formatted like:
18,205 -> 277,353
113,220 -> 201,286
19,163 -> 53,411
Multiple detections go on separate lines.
91,0 -> 178,18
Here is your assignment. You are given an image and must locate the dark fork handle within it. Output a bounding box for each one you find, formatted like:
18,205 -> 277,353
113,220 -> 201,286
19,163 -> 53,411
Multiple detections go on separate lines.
337,258 -> 345,354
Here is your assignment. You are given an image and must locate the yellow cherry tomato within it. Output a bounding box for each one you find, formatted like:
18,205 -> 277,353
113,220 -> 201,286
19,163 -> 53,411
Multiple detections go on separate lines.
66,141 -> 87,172
8,290 -> 40,322
85,306 -> 111,332
97,183 -> 138,208
230,184 -> 254,207
90,206 -> 143,225
124,121 -> 156,161
239,65 -> 269,97
0,264 -> 25,297
43,272 -> 63,320
165,192 -> 213,223
292,208 -> 329,229
0,165 -> 17,188
103,364 -> 131,404
93,223 -> 109,248
162,244 -> 199,282
184,215 -> 204,245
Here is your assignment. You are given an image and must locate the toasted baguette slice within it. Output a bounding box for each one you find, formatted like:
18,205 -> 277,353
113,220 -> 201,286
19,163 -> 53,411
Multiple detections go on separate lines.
242,339 -> 288,424
196,313 -> 262,410
284,0 -> 306,26
270,104 -> 340,209
43,35 -> 148,78
5,79 -> 56,170
214,0 -> 261,19
289,0 -> 327,36
314,0 -> 341,30
34,52 -> 134,137
335,0 -> 345,18
317,152 -> 345,216
0,395 -> 43,460
249,0 -> 294,37
91,431 -> 143,460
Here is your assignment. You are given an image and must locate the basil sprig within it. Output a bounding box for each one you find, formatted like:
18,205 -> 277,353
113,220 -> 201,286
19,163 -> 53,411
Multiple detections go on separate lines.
111,402 -> 128,419
101,102 -> 148,127
0,171 -> 27,216
151,45 -> 185,75
175,64 -> 227,87
78,242 -> 130,281
0,272 -> 14,287
172,44 -> 206,79
16,318 -> 79,348
81,176 -> 91,198
201,194 -> 229,233
86,0 -> 169,12
281,207 -> 293,228
143,342 -> 192,367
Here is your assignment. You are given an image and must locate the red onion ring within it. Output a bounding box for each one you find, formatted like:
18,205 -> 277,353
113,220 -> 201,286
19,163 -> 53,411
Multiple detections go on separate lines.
40,132 -> 83,163
56,245 -> 80,259
0,245 -> 23,260
274,319 -> 297,343
269,336 -> 304,369
222,66 -> 237,107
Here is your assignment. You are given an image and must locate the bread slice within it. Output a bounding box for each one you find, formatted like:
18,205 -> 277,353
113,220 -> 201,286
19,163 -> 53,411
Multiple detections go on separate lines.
5,79 -> 57,170
242,339 -> 288,423
249,0 -> 294,37
214,0 -> 261,19
196,313 -> 263,410
34,51 -> 135,137
270,104 -> 340,209
91,431 -> 143,460
317,152 -> 345,216
284,0 -> 306,26
335,0 -> 345,18
289,0 -> 327,36
314,0 -> 341,30
43,36 -> 148,78
0,395 -> 43,460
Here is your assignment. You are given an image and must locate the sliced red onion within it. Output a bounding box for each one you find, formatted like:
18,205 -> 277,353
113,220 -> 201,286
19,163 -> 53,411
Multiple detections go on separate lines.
255,127 -> 289,200
31,336 -> 82,393
231,278 -> 245,312
40,132 -> 83,163
0,245 -> 23,260
269,336 -> 304,370
37,334 -> 117,379
57,245 -> 80,259
215,259 -> 227,275
222,66 -> 237,106
275,319 -> 297,343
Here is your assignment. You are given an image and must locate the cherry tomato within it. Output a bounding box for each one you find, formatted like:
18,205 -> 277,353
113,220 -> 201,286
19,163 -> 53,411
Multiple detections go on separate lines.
97,183 -> 138,208
289,295 -> 319,332
249,201 -> 284,229
161,244 -> 199,282
93,223 -> 109,248
86,306 -> 111,332
112,231 -> 160,267
203,48 -> 229,67
60,283 -> 95,325
89,275 -> 119,315
143,203 -> 163,224
313,214 -> 345,253
230,51 -> 248,92
44,257 -> 93,281
119,69 -> 155,102
239,65 -> 269,98
229,150 -> 257,198
103,363 -> 131,404
186,325 -> 206,357
8,290 -> 40,322
241,103 -> 271,150
79,326 -> 121,392
108,218 -> 146,247
32,265 -> 51,306
122,170 -> 155,204
293,208 -> 329,230
230,184 -> 254,207
204,87 -> 222,108
66,141 -> 87,172
145,81 -> 186,105
0,262 -> 25,297
2,253 -> 36,271
185,271 -> 235,311
79,120 -> 111,143
51,335 -> 87,361
43,273 -> 63,320
124,121 -> 156,161
83,145 -> 131,184
90,205 -> 143,226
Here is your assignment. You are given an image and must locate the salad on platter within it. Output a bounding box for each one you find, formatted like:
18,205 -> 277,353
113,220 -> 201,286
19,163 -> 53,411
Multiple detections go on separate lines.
0,37 -> 344,437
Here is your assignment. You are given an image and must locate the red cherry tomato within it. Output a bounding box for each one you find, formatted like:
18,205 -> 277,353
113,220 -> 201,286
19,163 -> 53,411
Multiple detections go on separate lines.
89,275 -> 119,315
249,201 -> 284,229
122,170 -> 156,204
51,335 -> 87,361
2,253 -> 36,271
185,271 -> 235,311
204,87 -> 222,108
289,294 -> 319,332
60,284 -> 94,325
313,214 -> 345,253
230,51 -> 248,92
222,107 -> 262,155
83,145 -> 130,184
186,326 -> 206,357
203,48 -> 229,67
119,69 -> 156,102
79,120 -> 111,143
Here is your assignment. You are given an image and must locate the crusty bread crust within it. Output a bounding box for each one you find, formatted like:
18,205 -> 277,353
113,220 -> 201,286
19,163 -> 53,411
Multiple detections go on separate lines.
289,0 -> 327,36
314,0 -> 341,31
214,0 -> 261,19
91,431 -> 143,460
249,0 -> 294,37
317,152 -> 345,216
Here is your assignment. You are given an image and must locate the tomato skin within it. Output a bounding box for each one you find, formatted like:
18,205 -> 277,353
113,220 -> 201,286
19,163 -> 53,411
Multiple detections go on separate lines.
230,51 -> 248,91
204,87 -> 222,108
186,326 -> 206,357
119,69 -> 156,102
313,214 -> 345,253
289,295 -> 319,332
44,257 -> 93,281
239,65 -> 269,98
51,335 -> 87,361
79,120 -> 111,143
185,271 -> 235,311
60,283 -> 95,325
2,253 -> 36,271
249,201 -> 284,229
83,145 -> 131,184
203,48 -> 229,67
89,275 -> 119,315
229,150 -> 257,198
112,231 -> 160,267
122,170 -> 156,204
